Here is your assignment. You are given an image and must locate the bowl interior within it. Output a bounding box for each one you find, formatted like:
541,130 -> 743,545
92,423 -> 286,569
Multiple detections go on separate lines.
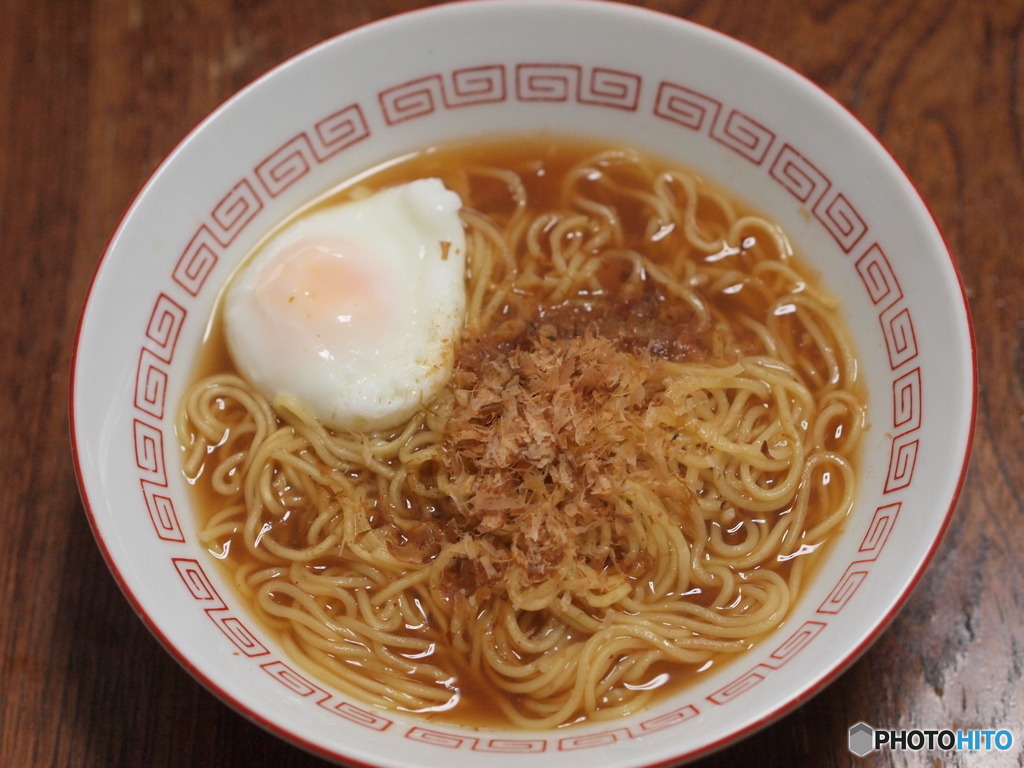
71,2 -> 974,766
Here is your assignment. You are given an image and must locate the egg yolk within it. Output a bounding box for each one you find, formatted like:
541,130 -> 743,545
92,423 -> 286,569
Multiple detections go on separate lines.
250,236 -> 401,361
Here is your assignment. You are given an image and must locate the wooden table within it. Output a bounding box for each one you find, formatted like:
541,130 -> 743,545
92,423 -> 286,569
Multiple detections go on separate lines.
1,1 -> 1016,766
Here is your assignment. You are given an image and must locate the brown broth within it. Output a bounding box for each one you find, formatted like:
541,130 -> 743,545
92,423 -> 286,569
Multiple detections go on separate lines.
184,134 -> 864,729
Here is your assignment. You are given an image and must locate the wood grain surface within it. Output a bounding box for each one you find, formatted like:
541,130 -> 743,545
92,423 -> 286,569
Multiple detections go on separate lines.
0,1 -> 1016,766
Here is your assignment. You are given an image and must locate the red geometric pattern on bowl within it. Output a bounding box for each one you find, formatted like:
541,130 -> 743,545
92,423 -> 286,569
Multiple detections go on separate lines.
256,105 -> 371,198
711,109 -> 775,164
473,738 -> 549,754
892,368 -> 922,434
140,479 -> 183,543
260,660 -> 394,730
653,82 -> 721,131
815,192 -> 867,253
856,244 -> 903,306
144,292 -> 187,362
173,557 -> 271,657
134,348 -> 168,420
516,64 -> 641,110
406,728 -> 489,751
769,144 -> 830,207
128,59 -> 924,752
880,303 -> 918,370
706,621 -> 826,705
380,65 -> 508,125
817,502 -> 901,615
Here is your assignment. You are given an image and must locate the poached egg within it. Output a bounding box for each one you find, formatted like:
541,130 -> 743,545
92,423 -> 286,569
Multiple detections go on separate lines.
223,178 -> 466,432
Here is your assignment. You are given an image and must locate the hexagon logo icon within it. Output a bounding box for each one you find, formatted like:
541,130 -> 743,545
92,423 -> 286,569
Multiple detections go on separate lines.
849,722 -> 875,757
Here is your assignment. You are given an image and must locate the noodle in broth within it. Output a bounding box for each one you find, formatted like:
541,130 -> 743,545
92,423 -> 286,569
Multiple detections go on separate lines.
177,137 -> 866,729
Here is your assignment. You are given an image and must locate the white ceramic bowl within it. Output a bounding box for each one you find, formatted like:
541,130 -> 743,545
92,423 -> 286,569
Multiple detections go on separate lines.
71,1 -> 976,765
